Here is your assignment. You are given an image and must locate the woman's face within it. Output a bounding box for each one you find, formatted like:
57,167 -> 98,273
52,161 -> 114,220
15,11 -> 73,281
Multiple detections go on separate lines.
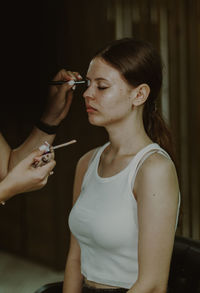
83,57 -> 135,127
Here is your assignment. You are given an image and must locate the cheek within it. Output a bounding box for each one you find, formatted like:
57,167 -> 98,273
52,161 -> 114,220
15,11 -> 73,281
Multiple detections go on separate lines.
98,88 -> 123,107
105,89 -> 131,110
96,85 -> 132,115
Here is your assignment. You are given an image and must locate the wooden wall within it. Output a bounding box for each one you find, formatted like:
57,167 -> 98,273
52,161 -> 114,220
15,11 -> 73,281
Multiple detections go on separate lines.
108,0 -> 200,240
167,0 -> 200,239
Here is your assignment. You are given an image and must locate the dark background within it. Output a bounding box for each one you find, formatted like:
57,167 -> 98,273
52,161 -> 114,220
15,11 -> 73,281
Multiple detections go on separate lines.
0,0 -> 112,270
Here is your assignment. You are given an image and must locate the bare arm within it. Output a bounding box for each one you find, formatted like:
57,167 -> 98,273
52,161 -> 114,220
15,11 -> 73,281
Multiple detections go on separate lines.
9,69 -> 81,169
128,154 -> 179,293
1,70 -> 82,178
0,133 -> 11,180
63,149 -> 96,293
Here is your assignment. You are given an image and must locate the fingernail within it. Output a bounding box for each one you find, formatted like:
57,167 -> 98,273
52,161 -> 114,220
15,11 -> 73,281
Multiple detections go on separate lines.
42,156 -> 49,163
32,159 -> 39,168
67,80 -> 75,86
78,74 -> 82,79
72,85 -> 76,90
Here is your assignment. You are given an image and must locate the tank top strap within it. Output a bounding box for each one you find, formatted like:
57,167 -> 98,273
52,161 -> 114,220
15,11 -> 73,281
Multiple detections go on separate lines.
82,142 -> 110,186
128,143 -> 171,189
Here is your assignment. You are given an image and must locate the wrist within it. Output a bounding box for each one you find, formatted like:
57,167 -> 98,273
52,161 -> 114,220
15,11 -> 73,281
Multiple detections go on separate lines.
0,177 -> 14,204
40,116 -> 62,126
35,120 -> 60,135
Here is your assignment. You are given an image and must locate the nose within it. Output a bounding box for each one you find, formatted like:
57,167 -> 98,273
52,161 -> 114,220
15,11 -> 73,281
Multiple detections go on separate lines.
83,83 -> 95,100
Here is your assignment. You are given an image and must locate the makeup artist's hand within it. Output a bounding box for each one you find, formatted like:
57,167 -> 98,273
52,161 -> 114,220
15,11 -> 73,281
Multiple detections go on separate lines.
41,69 -> 83,126
33,145 -> 55,167
0,148 -> 56,201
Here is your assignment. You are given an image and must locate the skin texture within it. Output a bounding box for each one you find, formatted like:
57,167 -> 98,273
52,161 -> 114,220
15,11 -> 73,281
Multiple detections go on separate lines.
63,58 -> 179,293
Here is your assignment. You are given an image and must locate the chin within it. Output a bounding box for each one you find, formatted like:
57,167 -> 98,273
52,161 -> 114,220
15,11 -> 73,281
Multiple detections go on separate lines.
88,116 -> 105,127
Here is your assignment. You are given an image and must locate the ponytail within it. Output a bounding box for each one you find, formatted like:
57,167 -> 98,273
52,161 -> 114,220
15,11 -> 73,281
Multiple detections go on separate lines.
143,101 -> 175,161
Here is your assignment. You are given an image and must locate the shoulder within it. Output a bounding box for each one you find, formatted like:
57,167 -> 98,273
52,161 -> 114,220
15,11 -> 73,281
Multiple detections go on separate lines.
141,152 -> 176,176
76,147 -> 99,175
134,152 -> 179,200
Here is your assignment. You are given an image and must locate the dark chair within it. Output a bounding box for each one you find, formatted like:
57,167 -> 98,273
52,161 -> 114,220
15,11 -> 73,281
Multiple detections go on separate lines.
168,236 -> 200,293
34,281 -> 63,293
34,236 -> 200,293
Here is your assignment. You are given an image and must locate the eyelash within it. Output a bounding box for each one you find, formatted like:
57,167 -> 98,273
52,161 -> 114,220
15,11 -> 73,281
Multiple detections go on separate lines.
97,86 -> 108,90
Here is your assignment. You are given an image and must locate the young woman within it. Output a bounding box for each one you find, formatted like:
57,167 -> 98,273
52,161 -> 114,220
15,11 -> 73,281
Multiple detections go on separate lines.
63,38 -> 180,293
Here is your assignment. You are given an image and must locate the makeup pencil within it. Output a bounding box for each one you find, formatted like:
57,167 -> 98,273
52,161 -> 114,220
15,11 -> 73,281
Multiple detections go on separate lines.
48,80 -> 86,85
52,139 -> 77,150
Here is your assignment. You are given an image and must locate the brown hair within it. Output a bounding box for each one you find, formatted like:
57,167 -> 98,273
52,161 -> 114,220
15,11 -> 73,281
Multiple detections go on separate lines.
94,38 -> 174,159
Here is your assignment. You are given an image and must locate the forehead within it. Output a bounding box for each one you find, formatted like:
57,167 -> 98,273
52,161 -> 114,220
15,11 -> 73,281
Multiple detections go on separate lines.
87,57 -> 122,81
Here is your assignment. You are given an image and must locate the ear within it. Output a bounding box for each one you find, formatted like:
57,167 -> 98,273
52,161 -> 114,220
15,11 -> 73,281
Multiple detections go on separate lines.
132,84 -> 150,107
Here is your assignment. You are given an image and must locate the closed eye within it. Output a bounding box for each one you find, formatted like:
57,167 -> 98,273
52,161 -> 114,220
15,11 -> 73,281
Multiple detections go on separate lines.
97,86 -> 109,90
85,78 -> 110,90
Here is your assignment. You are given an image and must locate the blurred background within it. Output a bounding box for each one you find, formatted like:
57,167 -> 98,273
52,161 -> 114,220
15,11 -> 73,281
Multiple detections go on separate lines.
0,0 -> 199,292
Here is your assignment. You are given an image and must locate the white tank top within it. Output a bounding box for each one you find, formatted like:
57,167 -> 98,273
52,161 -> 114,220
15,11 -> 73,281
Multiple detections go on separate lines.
68,142 -> 180,289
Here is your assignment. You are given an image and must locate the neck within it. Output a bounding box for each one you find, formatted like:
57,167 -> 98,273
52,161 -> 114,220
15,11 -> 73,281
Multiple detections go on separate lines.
105,110 -> 152,155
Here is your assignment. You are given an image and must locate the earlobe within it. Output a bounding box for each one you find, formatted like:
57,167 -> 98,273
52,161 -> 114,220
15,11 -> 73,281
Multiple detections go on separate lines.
132,84 -> 150,107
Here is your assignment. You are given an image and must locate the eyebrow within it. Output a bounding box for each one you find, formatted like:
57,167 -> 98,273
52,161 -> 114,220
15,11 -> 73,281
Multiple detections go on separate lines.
86,77 -> 110,82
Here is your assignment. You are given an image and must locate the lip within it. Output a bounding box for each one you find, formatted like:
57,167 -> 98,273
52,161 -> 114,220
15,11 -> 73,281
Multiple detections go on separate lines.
86,104 -> 98,113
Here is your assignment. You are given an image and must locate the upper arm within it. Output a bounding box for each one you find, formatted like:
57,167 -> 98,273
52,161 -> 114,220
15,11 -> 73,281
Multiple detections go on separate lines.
134,153 -> 179,290
0,133 -> 11,180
